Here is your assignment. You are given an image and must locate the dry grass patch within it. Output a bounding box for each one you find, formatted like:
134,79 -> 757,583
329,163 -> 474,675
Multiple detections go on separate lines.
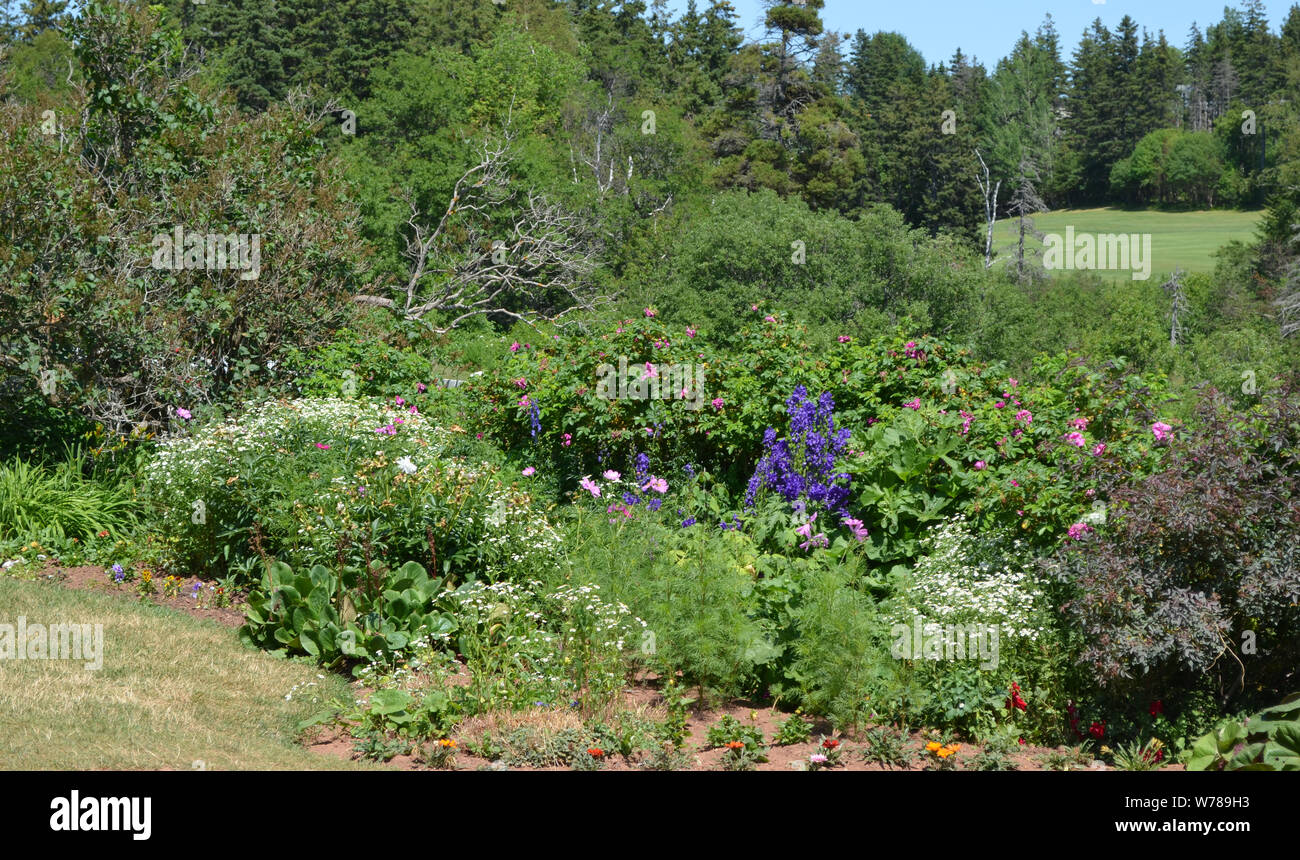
0,578 -> 376,770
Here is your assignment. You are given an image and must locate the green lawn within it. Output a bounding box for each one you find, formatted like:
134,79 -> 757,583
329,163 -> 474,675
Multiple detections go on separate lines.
0,578 -> 373,770
991,207 -> 1263,280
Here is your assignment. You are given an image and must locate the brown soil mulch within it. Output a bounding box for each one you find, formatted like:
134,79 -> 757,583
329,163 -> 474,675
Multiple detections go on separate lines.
31,563 -> 247,628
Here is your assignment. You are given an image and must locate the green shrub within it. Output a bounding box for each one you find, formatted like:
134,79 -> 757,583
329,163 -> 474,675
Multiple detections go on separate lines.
145,396 -> 562,581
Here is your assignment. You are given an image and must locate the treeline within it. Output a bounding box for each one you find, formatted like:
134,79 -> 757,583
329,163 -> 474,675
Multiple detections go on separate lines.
6,1 -> 1300,237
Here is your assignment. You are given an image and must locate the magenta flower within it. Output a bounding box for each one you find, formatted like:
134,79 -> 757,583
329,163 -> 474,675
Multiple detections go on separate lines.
1063,432 -> 1086,448
1066,522 -> 1094,541
315,442 -> 330,450
1071,417 -> 1088,431
994,400 -> 1006,409
562,433 -> 572,447
842,517 -> 869,542
644,307 -> 656,318
1092,443 -> 1105,456
686,327 -> 696,338
838,335 -> 851,343
1152,421 -> 1172,442
642,476 -> 668,494
973,460 -> 987,471
579,476 -> 602,498
175,407 -> 192,420
522,467 -> 536,477
514,378 -> 527,389
764,315 -> 777,323
711,397 -> 724,410
509,341 -> 521,353
1008,378 -> 1019,388
904,398 -> 921,410
417,382 -> 427,393
643,362 -> 658,379
1015,410 -> 1032,423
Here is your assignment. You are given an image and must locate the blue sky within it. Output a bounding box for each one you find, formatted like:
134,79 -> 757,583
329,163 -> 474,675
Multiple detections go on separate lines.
668,1 -> 1293,68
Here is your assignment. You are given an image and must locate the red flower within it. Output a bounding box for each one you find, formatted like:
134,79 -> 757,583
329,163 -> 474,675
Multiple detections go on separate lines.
1149,700 -> 1163,717
1089,721 -> 1106,740
1005,684 -> 1028,712
822,739 -> 840,750
587,748 -> 604,758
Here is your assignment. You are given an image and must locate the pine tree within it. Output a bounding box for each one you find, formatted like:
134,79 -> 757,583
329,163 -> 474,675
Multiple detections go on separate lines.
17,0 -> 67,40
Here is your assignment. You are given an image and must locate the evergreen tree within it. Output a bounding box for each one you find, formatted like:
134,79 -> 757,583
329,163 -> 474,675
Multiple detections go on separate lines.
17,0 -> 67,40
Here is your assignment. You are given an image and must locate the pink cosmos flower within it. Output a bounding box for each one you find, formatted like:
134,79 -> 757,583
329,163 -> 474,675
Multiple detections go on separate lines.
579,476 -> 602,498
1152,421 -> 1172,442
175,407 -> 192,420
522,467 -> 536,476
1064,432 -> 1086,448
642,477 -> 668,494
603,470 -> 621,481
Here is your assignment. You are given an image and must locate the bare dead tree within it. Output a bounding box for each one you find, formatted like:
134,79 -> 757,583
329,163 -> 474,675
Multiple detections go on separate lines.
568,88 -> 634,197
352,128 -> 610,333
1275,222 -> 1300,339
1161,268 -> 1189,346
1004,156 -> 1047,283
974,149 -> 1001,270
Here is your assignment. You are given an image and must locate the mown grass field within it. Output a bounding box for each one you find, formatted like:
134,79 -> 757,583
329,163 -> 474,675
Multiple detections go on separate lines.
991,207 -> 1264,280
0,578 -> 370,770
